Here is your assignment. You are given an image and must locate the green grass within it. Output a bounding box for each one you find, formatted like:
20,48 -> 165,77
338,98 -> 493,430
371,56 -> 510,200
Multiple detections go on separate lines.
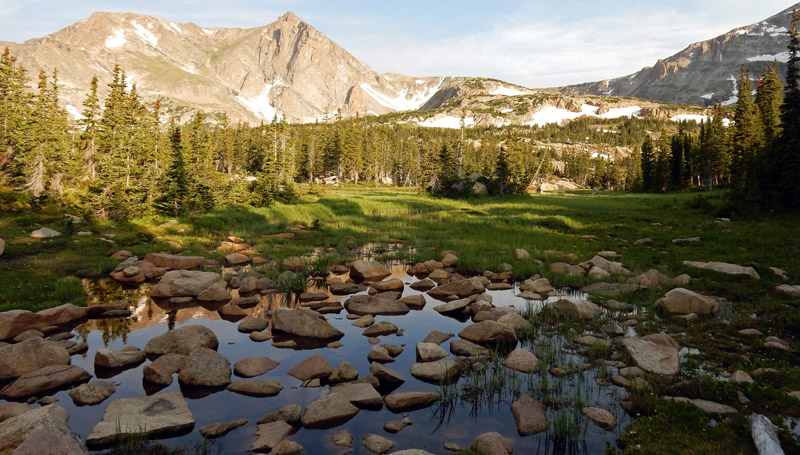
3,186 -> 799,313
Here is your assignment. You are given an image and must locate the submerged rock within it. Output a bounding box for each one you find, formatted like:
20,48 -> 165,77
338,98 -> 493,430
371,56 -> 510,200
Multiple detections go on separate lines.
248,420 -> 293,452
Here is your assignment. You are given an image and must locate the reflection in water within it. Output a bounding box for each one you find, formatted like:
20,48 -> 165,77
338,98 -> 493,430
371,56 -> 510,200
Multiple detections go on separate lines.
61,264 -> 632,454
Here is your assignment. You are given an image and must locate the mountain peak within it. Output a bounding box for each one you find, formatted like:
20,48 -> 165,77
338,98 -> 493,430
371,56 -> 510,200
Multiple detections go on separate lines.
277,11 -> 304,25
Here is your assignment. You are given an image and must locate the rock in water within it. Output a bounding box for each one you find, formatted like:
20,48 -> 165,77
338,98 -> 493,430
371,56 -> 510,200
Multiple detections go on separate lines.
272,307 -> 344,339
582,406 -> 617,430
1,365 -> 90,399
177,348 -> 231,387
329,382 -> 383,407
410,360 -> 460,383
143,353 -> 186,385
0,337 -> 70,380
471,432 -> 513,455
233,357 -> 279,378
247,420 -> 293,452
226,380 -> 283,397
0,405 -> 71,455
287,355 -> 333,381
86,393 -> 195,447
384,392 -> 439,412
362,433 -> 395,454
9,427 -> 90,455
344,295 -> 410,316
510,394 -> 548,435
350,260 -> 392,281
144,325 -> 218,356
458,321 -> 517,345
301,393 -> 360,429
503,348 -> 540,373
68,381 -> 116,406
94,348 -> 146,369
198,419 -> 247,439
150,270 -> 231,304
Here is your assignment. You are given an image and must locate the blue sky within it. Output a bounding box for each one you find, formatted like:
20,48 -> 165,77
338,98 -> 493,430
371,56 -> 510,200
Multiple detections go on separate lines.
0,0 -> 796,87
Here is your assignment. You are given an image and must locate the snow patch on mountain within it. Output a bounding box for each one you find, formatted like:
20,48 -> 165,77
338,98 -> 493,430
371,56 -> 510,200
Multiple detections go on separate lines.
131,20 -> 159,47
490,86 -> 526,96
417,116 -> 476,129
747,52 -> 790,63
169,22 -> 182,33
236,81 -> 281,121
360,78 -> 443,111
525,104 -> 645,127
105,29 -> 126,48
65,104 -> 85,120
202,28 -> 215,35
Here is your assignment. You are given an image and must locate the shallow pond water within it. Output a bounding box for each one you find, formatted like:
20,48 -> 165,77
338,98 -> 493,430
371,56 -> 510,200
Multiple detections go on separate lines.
3,265 -> 633,454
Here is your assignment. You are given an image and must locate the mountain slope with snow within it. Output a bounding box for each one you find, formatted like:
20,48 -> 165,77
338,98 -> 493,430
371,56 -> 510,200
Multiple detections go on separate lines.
554,3 -> 799,106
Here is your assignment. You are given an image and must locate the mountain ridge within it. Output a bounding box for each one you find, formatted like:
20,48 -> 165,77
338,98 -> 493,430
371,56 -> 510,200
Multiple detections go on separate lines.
553,3 -> 799,105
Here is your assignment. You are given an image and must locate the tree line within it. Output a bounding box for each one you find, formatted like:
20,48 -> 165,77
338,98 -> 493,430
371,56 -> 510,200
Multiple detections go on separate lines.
637,10 -> 800,213
1,11 -> 797,218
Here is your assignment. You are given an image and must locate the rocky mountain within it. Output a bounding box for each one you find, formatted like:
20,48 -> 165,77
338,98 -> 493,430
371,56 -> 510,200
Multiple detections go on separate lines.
0,11 -> 451,123
555,3 -> 799,106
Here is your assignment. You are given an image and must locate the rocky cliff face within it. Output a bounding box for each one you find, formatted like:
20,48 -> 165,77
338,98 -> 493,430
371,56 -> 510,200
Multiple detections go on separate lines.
555,3 -> 799,106
0,11 -> 447,123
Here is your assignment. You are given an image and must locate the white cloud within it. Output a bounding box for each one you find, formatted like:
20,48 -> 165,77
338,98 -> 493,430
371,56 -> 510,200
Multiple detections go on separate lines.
346,3 -> 796,87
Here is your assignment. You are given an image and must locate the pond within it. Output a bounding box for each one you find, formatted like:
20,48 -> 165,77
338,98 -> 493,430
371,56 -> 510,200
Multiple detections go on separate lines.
5,264 -> 633,455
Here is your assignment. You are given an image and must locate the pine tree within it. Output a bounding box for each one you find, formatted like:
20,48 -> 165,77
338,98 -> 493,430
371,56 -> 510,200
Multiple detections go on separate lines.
730,66 -> 764,207
776,9 -> 800,209
155,128 -> 190,215
78,76 -> 101,181
640,136 -> 655,192
0,48 -> 31,180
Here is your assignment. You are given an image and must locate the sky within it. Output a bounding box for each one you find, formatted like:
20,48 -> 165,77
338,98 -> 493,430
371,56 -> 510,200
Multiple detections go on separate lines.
0,0 -> 797,87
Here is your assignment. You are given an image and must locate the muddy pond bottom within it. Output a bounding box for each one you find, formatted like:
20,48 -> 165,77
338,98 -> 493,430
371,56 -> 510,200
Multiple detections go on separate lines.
6,265 -> 632,455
